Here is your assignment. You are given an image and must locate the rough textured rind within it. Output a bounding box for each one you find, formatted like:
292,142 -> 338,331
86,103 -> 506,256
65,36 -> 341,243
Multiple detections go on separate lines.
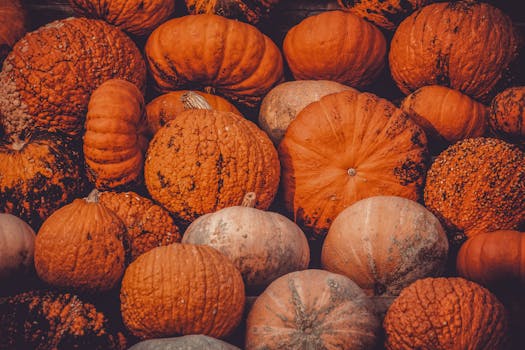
185,0 -> 280,25
129,335 -> 240,350
389,1 -> 520,102
245,269 -> 380,350
383,277 -> 509,350
145,14 -> 284,107
0,17 -> 146,137
0,0 -> 26,63
120,244 -> 246,340
69,0 -> 175,36
0,290 -> 126,350
279,90 -> 428,240
489,86 -> 525,148
424,137 -> 525,238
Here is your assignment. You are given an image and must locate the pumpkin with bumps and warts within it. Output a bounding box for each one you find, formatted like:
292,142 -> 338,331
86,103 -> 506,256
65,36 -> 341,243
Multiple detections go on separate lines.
489,86 -> 525,148
0,213 -> 35,281
185,0 -> 280,25
0,0 -> 26,63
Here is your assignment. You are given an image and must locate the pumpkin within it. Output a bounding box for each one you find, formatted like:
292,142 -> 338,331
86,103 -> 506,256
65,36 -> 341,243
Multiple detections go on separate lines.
258,80 -> 356,145
182,192 -> 310,293
424,137 -> 525,238
321,196 -> 448,297
489,86 -> 525,148
129,335 -> 240,350
245,269 -> 380,349
146,90 -> 241,137
0,213 -> 35,281
120,243 -> 245,340
69,0 -> 175,36
145,14 -> 283,107
279,90 -> 428,240
83,79 -> 148,190
0,290 -> 126,349
0,132 -> 86,229
401,85 -> 488,153
383,277 -> 509,350
0,0 -> 26,63
34,189 -> 126,293
185,0 -> 280,25
337,0 -> 431,31
98,190 -> 181,262
283,11 -> 386,89
389,1 -> 520,102
0,17 -> 146,137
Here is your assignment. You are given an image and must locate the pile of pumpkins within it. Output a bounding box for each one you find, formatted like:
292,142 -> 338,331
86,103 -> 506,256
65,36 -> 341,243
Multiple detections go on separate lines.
0,0 -> 524,349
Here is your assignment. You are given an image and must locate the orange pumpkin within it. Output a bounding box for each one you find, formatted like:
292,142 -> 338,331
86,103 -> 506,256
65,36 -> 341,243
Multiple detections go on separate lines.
489,86 -> 524,148
0,0 -> 26,63
185,0 -> 280,24
0,213 -> 35,281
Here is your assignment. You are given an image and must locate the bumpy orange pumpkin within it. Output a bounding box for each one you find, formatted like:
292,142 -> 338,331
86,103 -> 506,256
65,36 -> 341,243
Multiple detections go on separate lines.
490,86 -> 524,148
185,0 -> 280,24
145,14 -> 283,107
0,17 -> 146,137
0,213 -> 35,281
83,79 -> 148,190
279,90 -> 428,239
0,0 -> 26,63
389,1 -> 520,101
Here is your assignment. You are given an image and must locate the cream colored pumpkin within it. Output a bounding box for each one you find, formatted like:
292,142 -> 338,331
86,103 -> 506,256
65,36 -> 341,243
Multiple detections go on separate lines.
0,213 -> 35,280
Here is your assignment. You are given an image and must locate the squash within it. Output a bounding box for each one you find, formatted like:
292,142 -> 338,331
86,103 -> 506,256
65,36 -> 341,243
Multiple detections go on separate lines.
129,335 -> 240,350
0,213 -> 35,281
489,86 -> 524,148
0,0 -> 26,63
185,0 -> 280,25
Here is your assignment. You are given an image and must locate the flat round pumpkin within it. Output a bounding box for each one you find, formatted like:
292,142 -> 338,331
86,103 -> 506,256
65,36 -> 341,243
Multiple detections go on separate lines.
0,0 -> 26,63
185,0 -> 280,25
489,86 -> 525,148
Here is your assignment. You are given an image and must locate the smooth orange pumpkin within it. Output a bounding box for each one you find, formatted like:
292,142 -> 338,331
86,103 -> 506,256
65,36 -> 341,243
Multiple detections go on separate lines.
0,0 -> 26,63
489,86 -> 524,148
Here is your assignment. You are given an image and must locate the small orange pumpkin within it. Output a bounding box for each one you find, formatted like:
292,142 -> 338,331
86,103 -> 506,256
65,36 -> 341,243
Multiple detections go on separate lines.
0,0 -> 26,63
489,86 -> 524,148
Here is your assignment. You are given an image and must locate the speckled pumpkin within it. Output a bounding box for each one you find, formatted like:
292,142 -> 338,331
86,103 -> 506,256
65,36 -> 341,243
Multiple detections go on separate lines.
98,190 -> 181,262
424,137 -> 525,238
0,0 -> 26,63
34,190 -> 126,293
0,213 -> 35,281
489,86 -> 525,148
0,132 -> 86,230
145,14 -> 283,107
69,0 -> 175,36
83,79 -> 148,190
185,0 -> 280,24
0,17 -> 146,137
120,243 -> 245,340
129,335 -> 240,350
279,90 -> 428,240
246,269 -> 380,350
0,290 -> 126,349
384,277 -> 509,350
389,1 -> 520,101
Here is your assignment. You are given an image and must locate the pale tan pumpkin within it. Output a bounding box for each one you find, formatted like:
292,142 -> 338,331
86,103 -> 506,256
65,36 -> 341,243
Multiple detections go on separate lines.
0,213 -> 35,280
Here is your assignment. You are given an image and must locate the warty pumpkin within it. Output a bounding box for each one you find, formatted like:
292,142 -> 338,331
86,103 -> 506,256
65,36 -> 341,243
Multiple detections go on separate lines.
83,79 -> 148,190
283,10 -> 386,89
489,86 -> 524,148
120,243 -> 245,340
0,17 -> 146,137
383,277 -> 509,350
145,14 -> 284,107
0,0 -> 26,63
185,0 -> 280,25
279,90 -> 428,240
0,213 -> 35,281
129,335 -> 240,350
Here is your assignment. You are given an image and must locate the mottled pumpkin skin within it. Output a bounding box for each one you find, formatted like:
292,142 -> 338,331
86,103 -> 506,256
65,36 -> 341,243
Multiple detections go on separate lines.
120,244 -> 245,340
84,79 -> 148,190
185,0 -> 280,24
0,132 -> 86,230
145,14 -> 284,107
246,269 -> 380,350
69,0 -> 175,36
98,190 -> 181,262
389,1 -> 520,102
0,0 -> 26,63
129,335 -> 240,350
145,109 -> 280,226
283,11 -> 386,89
490,86 -> 525,148
0,291 -> 126,350
0,213 -> 35,281
279,90 -> 428,240
424,138 -> 525,238
0,17 -> 146,137
384,277 -> 509,350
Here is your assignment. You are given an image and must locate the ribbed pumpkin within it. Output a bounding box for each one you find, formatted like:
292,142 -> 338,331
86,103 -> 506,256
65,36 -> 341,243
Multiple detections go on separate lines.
83,79 -> 148,190
129,335 -> 240,350
145,14 -> 283,107
182,192 -> 309,293
146,90 -> 241,136
120,243 -> 245,340
424,137 -> 525,238
0,213 -> 35,281
258,80 -> 356,145
0,0 -> 26,63
185,0 -> 280,25
34,190 -> 126,293
283,11 -> 386,89
389,1 -> 520,101
0,17 -> 146,137
69,0 -> 175,36
489,86 -> 524,148
401,85 -> 488,152
384,277 -> 509,350
98,190 -> 181,262
279,90 -> 428,239
321,196 -> 448,297
246,269 -> 380,350
0,132 -> 86,229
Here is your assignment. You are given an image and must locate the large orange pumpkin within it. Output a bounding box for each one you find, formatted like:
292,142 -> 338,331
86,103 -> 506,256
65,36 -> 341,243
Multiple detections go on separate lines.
0,0 -> 26,63
489,86 -> 524,148
279,90 -> 428,239
185,0 -> 280,25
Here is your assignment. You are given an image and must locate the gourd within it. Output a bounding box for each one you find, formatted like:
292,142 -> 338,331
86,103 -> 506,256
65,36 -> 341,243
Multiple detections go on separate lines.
185,0 -> 280,25
489,86 -> 525,148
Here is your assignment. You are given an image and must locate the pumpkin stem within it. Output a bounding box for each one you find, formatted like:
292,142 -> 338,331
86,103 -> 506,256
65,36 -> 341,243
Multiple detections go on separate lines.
241,192 -> 257,208
10,133 -> 27,151
347,168 -> 357,176
181,91 -> 213,110
85,189 -> 100,203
